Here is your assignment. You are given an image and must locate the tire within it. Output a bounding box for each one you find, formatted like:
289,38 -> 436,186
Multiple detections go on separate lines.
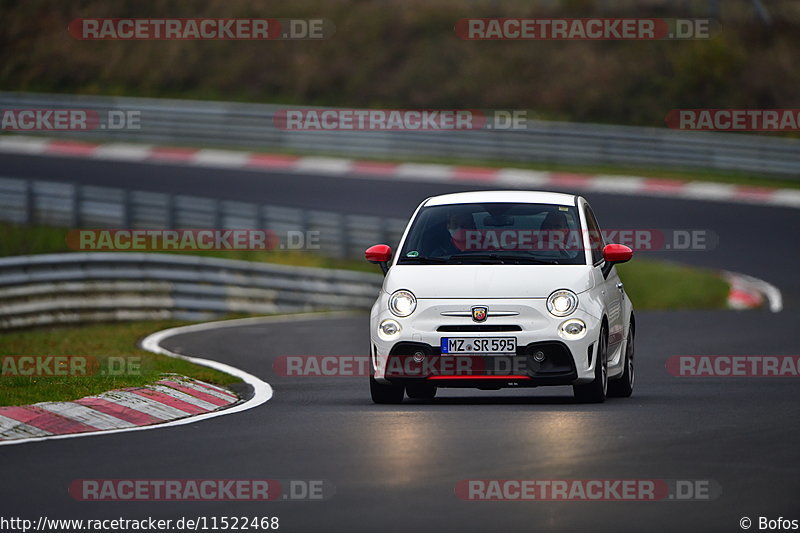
573,325 -> 608,404
370,376 -> 405,404
608,323 -> 635,398
406,382 -> 437,400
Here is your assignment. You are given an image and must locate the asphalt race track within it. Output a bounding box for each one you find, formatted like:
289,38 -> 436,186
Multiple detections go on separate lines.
1,153 -> 798,532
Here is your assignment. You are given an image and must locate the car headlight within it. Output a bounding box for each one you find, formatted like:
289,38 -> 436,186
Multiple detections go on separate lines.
558,318 -> 587,340
547,289 -> 578,317
389,290 -> 417,317
378,319 -> 402,341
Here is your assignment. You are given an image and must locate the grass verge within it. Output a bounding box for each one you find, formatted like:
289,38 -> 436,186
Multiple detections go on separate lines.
616,260 -> 729,311
0,320 -> 241,407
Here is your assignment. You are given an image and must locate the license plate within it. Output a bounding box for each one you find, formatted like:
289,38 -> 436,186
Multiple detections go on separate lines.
440,337 -> 516,355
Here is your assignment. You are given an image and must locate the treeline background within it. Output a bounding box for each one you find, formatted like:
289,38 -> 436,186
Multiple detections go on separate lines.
1,0 -> 797,127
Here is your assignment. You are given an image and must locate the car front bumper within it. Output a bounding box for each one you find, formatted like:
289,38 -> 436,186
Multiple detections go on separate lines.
369,297 -> 602,387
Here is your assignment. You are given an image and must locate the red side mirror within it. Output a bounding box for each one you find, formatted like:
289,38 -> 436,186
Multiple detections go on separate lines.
602,243 -> 633,264
365,244 -> 392,264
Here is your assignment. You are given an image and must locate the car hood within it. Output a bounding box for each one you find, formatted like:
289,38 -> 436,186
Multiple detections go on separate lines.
383,265 -> 594,299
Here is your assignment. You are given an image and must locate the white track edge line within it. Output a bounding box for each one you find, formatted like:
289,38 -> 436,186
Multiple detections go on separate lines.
0,311 -> 358,446
4,135 -> 799,209
722,271 -> 784,313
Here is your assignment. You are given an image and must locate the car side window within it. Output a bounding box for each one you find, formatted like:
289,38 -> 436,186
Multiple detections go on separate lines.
583,205 -> 605,265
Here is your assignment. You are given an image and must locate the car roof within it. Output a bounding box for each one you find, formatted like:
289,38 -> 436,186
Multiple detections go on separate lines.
424,190 -> 579,207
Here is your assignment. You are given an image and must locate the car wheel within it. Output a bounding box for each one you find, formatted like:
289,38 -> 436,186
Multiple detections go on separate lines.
370,376 -> 405,404
406,382 -> 437,400
573,325 -> 608,404
608,324 -> 634,398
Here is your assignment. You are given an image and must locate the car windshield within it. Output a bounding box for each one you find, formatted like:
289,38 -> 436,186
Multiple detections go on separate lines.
398,202 -> 586,265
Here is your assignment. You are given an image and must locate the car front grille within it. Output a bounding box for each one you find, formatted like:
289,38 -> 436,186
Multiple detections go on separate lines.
436,325 -> 523,332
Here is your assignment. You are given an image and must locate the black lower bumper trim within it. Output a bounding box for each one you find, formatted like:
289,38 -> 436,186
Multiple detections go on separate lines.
385,340 -> 578,386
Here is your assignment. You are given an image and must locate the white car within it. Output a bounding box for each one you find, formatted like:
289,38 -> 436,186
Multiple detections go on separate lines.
365,190 -> 635,404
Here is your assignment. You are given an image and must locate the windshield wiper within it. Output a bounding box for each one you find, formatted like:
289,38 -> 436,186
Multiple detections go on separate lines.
495,254 -> 561,265
447,252 -> 506,263
398,255 -> 449,264
447,253 -> 560,265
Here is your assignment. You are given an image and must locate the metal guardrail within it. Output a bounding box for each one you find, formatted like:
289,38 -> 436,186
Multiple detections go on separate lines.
0,176 -> 408,260
0,174 -> 396,329
2,92 -> 799,177
0,253 -> 383,329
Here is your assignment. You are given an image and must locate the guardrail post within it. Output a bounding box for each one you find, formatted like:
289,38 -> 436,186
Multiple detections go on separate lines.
24,179 -> 34,225
73,184 -> 83,228
122,189 -> 132,228
166,194 -> 176,228
378,217 -> 388,248
259,205 -> 274,250
214,199 -> 222,229
339,213 -> 350,259
301,208 -> 309,236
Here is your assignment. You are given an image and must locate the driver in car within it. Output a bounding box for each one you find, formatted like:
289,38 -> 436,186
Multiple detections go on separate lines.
538,210 -> 580,256
421,212 -> 475,256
